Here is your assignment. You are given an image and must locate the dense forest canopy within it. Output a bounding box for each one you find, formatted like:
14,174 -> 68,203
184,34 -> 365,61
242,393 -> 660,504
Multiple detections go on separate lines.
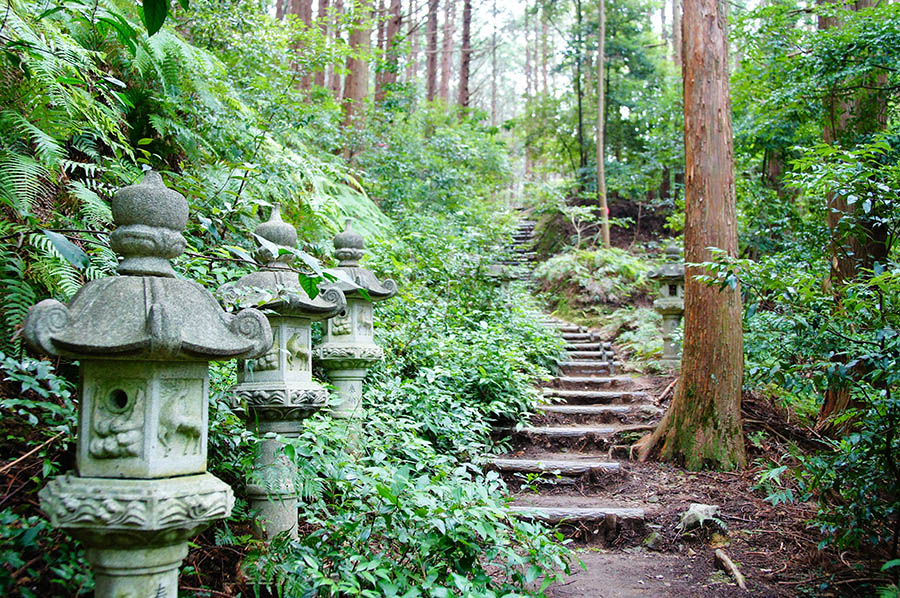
2,0 -> 900,595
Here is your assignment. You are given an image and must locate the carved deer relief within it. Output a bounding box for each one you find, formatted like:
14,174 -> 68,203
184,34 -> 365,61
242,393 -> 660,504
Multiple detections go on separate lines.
158,380 -> 202,457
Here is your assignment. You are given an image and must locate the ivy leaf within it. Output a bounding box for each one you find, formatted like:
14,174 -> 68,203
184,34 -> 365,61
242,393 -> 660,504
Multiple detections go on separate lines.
42,230 -> 88,270
141,0 -> 168,36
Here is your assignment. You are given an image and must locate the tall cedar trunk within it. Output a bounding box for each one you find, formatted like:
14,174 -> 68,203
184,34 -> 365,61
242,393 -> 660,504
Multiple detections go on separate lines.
330,0 -> 345,99
439,0 -> 455,102
525,6 -> 532,97
425,0 -> 439,100
574,0 -> 586,174
374,0 -> 386,96
817,0 -> 889,430
377,0 -> 403,101
457,0 -> 471,107
596,0 -> 609,247
672,0 -> 682,67
490,0 -> 497,126
291,0 -> 314,91
314,0 -> 331,88
342,0 -> 372,137
642,0 -> 746,470
276,0 -> 285,20
406,0 -> 419,83
541,9 -> 549,95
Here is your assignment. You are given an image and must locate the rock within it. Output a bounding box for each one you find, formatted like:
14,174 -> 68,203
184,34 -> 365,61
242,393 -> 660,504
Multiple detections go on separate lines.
678,503 -> 720,532
643,531 -> 663,551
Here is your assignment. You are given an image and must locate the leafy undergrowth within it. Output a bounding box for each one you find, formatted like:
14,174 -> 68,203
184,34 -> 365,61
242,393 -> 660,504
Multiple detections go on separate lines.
532,247 -> 668,369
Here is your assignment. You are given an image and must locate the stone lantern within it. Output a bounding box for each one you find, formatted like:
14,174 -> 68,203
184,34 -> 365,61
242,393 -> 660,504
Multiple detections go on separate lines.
315,220 -> 397,420
648,245 -> 685,369
219,206 -> 345,540
23,171 -> 273,598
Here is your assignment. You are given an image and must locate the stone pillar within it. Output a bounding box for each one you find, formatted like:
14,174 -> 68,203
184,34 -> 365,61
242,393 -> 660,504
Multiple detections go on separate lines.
219,206 -> 345,540
648,245 -> 685,370
315,221 -> 397,420
23,171 -> 273,598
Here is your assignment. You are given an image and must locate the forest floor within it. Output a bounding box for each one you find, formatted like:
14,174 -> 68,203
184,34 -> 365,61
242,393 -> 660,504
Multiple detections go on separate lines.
540,393 -> 877,598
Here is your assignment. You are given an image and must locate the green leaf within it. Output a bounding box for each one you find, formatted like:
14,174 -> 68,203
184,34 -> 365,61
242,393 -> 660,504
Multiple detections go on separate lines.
42,230 -> 88,270
141,0 -> 168,36
177,0 -> 189,8
298,274 -> 320,299
882,559 -> 900,572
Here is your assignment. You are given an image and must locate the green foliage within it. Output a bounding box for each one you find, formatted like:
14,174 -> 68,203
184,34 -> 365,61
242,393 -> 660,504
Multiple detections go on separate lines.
534,247 -> 652,308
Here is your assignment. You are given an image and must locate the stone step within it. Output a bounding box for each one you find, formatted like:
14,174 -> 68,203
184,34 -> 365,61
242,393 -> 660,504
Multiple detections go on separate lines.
554,325 -> 584,334
543,388 -> 647,403
567,350 -> 617,360
565,342 -> 613,351
499,424 -> 655,450
490,457 -> 621,476
535,403 -> 661,425
545,376 -> 632,390
558,361 -> 621,376
561,332 -> 596,342
509,505 -> 645,525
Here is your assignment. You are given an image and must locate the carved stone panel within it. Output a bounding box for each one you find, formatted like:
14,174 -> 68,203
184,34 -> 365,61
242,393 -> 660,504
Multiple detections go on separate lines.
331,311 -> 352,337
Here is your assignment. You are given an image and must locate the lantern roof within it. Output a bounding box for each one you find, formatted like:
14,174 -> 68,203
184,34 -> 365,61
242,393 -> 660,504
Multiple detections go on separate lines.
24,171 -> 272,361
325,220 -> 397,301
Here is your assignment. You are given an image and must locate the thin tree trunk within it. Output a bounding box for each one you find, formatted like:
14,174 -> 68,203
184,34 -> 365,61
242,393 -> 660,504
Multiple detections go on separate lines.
490,0 -> 497,126
457,0 -> 471,107
374,0 -> 387,96
817,0 -> 888,432
439,0 -> 456,102
330,0 -> 345,99
574,0 -> 586,175
541,9 -> 549,95
276,0 -> 285,20
425,0 -> 439,100
672,0 -> 682,67
377,0 -> 403,101
291,0 -> 314,91
314,0 -> 331,87
525,5 -> 532,98
596,0 -> 609,247
406,0 -> 419,83
343,0 -> 373,136
637,0 -> 745,470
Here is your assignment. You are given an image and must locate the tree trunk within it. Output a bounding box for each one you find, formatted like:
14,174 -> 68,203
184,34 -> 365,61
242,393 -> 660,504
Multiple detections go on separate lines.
376,0 -> 403,101
439,0 -> 455,102
525,5 -> 533,98
406,0 -> 419,83
425,0 -> 439,100
817,0 -> 889,432
490,0 -> 497,126
374,0 -> 387,96
330,0 -> 345,100
457,0 -> 471,107
574,0 -> 586,175
343,0 -> 373,135
541,8 -> 549,95
672,0 -> 682,67
276,0 -> 285,20
314,0 -> 331,87
290,0 -> 314,91
638,0 -> 745,470
596,0 -> 609,247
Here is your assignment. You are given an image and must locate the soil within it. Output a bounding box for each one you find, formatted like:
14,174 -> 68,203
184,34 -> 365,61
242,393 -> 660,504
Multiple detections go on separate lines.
537,393 -> 886,598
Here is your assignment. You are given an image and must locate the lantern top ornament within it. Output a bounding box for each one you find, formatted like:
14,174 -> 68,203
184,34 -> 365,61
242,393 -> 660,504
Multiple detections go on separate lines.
220,206 -> 346,320
23,171 -> 272,361
327,220 -> 397,301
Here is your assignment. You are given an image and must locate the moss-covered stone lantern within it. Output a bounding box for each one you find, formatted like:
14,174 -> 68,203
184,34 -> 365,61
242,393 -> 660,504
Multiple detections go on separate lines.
648,245 -> 685,369
315,220 -> 397,419
23,171 -> 273,598
219,206 -> 345,540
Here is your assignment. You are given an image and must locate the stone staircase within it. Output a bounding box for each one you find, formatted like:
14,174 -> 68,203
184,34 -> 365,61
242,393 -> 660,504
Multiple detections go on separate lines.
491,214 -> 666,545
